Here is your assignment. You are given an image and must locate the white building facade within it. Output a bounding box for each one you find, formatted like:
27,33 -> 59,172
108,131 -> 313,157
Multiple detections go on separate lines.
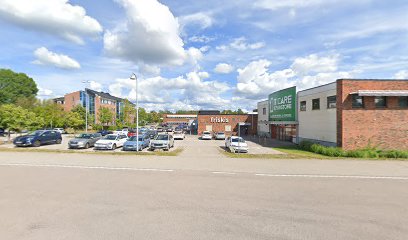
257,100 -> 270,137
297,82 -> 337,146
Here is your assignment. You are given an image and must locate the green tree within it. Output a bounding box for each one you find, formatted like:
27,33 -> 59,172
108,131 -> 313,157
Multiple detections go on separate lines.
0,69 -> 38,105
98,107 -> 113,127
237,108 -> 245,114
0,104 -> 44,140
65,112 -> 85,132
33,100 -> 66,128
122,100 -> 136,126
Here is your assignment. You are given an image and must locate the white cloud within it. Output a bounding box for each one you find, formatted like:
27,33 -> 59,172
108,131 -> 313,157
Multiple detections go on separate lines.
187,47 -> 204,66
37,86 -> 54,98
254,0 -> 326,10
214,63 -> 234,74
0,0 -> 102,44
33,47 -> 81,69
291,54 -> 339,76
217,37 -> 265,51
188,35 -> 215,43
394,70 -> 408,79
104,0 -> 187,67
179,12 -> 214,30
235,54 -> 352,99
108,71 -> 231,111
89,81 -> 102,92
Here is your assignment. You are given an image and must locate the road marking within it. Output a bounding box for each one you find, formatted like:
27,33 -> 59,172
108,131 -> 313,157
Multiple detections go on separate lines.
212,171 -> 237,175
0,163 -> 174,172
255,173 -> 408,180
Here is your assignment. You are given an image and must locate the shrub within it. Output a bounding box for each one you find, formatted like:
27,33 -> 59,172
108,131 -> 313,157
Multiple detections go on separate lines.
299,140 -> 314,151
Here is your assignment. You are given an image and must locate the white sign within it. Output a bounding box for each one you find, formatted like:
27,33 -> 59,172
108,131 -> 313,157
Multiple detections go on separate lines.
210,117 -> 229,123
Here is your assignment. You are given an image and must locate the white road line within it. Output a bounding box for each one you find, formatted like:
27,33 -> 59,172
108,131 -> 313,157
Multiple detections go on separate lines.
0,163 -> 174,172
255,173 -> 408,180
212,171 -> 237,175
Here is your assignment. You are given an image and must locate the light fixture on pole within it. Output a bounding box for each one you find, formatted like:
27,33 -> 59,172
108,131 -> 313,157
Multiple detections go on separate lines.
130,73 -> 139,152
82,80 -> 91,133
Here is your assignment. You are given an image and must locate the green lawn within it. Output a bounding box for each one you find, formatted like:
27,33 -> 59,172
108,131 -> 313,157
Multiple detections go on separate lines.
220,146 -> 334,159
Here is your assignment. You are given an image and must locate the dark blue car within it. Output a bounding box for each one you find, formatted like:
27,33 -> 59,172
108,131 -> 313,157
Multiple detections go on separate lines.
97,130 -> 113,136
13,130 -> 62,147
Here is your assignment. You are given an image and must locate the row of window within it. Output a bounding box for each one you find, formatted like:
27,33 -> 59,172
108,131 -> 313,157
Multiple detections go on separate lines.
300,96 -> 337,111
101,98 -> 115,105
352,95 -> 408,108
299,95 -> 408,111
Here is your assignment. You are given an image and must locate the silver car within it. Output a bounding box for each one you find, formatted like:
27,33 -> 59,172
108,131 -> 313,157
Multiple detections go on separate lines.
68,133 -> 102,149
149,134 -> 174,151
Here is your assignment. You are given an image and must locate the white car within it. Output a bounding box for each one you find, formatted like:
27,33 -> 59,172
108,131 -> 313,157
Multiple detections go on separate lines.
94,134 -> 128,150
53,128 -> 66,134
201,131 -> 212,140
173,130 -> 185,140
225,136 -> 248,153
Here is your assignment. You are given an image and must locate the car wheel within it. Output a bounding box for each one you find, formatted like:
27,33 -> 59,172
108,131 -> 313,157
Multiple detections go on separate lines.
85,143 -> 89,149
33,140 -> 41,147
112,144 -> 116,150
56,139 -> 62,144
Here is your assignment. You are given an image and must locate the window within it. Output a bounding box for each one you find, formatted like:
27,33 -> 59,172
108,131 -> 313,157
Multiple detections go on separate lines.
312,98 -> 320,110
300,101 -> 306,111
399,96 -> 408,108
327,96 -> 336,109
374,96 -> 387,108
262,108 -> 266,115
352,94 -> 364,108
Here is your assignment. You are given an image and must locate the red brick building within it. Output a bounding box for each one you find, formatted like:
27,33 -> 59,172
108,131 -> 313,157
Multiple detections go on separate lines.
163,114 -> 197,127
337,79 -> 408,150
54,88 -> 133,126
197,111 -> 258,136
297,79 -> 408,150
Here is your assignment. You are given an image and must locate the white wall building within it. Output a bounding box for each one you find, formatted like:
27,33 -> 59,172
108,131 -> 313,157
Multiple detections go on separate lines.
257,100 -> 270,137
297,82 -> 337,146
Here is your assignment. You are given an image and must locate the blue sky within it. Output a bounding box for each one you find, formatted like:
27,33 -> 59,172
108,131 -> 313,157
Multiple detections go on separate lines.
0,0 -> 407,111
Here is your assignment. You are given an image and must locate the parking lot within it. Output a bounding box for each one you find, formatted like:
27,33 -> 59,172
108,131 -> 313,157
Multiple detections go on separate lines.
0,133 -> 285,156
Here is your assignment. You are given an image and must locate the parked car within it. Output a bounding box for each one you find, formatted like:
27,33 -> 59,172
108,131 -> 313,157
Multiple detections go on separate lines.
173,130 -> 185,140
127,129 -> 137,137
0,128 -> 4,137
54,128 -> 66,134
157,127 -> 164,132
13,130 -> 62,147
225,136 -> 248,153
201,131 -> 212,140
146,130 -> 157,139
214,132 -> 226,140
149,134 -> 174,151
123,135 -> 150,151
68,133 -> 102,149
97,130 -> 113,136
94,134 -> 127,150
166,128 -> 173,133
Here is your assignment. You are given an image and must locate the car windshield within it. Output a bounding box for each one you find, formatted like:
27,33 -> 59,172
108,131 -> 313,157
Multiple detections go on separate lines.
104,135 -> 118,140
203,132 -> 211,135
129,136 -> 144,141
155,135 -> 169,140
174,131 -> 182,134
28,130 -> 44,136
217,132 -> 225,135
76,133 -> 92,139
231,138 -> 245,143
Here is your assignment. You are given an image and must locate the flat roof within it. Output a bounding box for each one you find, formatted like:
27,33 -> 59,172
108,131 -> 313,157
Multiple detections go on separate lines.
351,90 -> 408,96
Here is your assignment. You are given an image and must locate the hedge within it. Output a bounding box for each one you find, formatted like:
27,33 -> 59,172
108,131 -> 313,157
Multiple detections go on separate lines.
299,141 -> 408,159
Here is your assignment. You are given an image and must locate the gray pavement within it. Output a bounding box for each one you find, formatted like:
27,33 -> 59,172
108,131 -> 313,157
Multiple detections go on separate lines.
0,162 -> 407,240
1,143 -> 408,240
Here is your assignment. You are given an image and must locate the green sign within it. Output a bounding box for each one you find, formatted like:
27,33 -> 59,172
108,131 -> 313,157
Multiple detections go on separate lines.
268,86 -> 296,122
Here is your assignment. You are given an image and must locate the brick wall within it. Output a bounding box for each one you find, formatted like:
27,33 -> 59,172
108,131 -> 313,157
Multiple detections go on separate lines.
94,95 -> 117,125
63,91 -> 81,112
337,79 -> 408,150
197,114 -> 257,136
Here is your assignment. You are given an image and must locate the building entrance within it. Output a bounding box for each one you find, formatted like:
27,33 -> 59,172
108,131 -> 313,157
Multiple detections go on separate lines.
271,124 -> 297,142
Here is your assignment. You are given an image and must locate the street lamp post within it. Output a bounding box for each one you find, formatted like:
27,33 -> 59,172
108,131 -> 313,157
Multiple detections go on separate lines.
130,73 -> 139,152
82,80 -> 91,133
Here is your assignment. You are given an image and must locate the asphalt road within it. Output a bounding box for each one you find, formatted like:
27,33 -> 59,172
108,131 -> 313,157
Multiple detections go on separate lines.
1,152 -> 408,240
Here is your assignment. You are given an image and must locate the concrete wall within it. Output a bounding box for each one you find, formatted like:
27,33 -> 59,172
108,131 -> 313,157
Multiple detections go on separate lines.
257,100 -> 269,137
298,82 -> 337,146
337,79 -> 408,150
